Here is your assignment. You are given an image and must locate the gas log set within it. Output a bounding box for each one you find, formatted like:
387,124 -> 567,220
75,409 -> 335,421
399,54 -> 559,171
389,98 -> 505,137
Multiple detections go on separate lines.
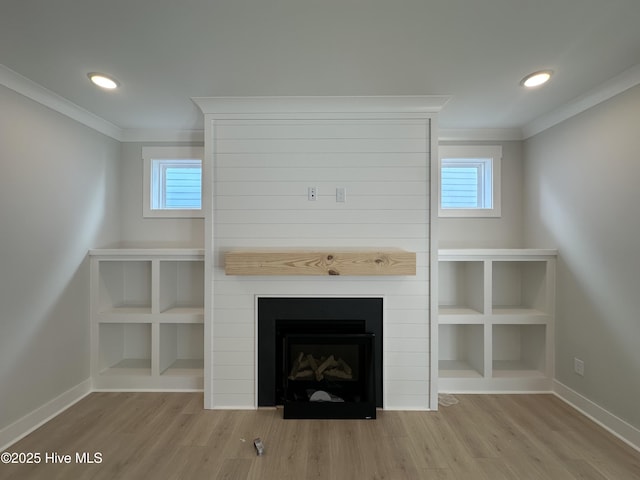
288,353 -> 353,382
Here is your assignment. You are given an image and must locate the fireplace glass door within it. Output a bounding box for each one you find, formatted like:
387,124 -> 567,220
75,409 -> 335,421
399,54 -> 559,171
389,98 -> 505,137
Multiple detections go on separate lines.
283,333 -> 375,419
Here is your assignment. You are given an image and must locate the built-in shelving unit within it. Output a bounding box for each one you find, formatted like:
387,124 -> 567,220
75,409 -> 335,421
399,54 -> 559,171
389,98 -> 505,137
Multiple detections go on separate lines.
438,249 -> 556,392
90,249 -> 204,390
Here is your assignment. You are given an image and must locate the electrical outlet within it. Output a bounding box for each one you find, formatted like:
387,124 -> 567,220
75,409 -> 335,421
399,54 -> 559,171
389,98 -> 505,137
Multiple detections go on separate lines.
574,357 -> 585,376
308,186 -> 317,201
336,187 -> 346,203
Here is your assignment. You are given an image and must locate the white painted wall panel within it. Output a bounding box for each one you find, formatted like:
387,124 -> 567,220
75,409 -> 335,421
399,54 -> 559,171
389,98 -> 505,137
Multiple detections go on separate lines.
215,121 -> 429,139
212,394 -> 255,409
213,286 -> 428,303
214,323 -> 254,338
214,239 -> 429,255
212,351 -> 254,365
212,365 -> 254,380
216,195 -> 428,211
216,224 -> 428,239
212,273 -> 430,290
386,380 -> 430,396
214,379 -> 254,394
216,138 -> 427,153
386,352 -> 430,367
212,337 -> 253,352
216,166 -> 428,182
384,338 -> 429,352
209,117 -> 432,410
216,182 -> 428,197
216,152 -> 429,168
216,209 -> 428,225
386,366 -> 431,381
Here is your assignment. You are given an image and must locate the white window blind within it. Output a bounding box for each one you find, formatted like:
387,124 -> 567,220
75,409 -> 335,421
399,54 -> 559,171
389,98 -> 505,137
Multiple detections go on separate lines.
438,145 -> 501,218
142,146 -> 204,218
441,159 -> 491,209
151,159 -> 202,210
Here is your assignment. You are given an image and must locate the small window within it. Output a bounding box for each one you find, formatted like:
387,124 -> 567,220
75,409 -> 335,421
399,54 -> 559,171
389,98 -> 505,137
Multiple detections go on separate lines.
142,146 -> 204,218
438,145 -> 501,217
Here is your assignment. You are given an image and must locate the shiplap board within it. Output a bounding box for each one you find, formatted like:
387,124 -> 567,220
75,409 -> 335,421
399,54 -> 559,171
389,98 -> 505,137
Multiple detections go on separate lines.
216,166 -> 428,182
210,117 -> 432,410
211,394 -> 255,409
216,182 -> 428,197
216,138 -> 428,153
216,224 -> 428,239
216,152 -> 430,168
211,365 -> 254,380
212,351 -> 255,365
211,275 -> 430,291
214,120 -> 430,139
386,366 -> 431,381
216,195 -> 428,211
213,323 -> 254,338
385,351 -> 430,367
215,208 -> 428,224
212,379 -> 254,394
386,396 -> 429,410
214,237 -> 430,246
211,337 -> 253,352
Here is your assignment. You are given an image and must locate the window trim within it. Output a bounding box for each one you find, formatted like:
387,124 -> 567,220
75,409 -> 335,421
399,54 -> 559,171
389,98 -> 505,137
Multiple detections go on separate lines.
438,145 -> 502,218
142,146 -> 204,218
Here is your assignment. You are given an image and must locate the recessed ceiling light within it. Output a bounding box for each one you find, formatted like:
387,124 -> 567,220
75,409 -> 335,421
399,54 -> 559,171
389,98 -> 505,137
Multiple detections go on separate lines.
88,72 -> 119,90
521,70 -> 553,88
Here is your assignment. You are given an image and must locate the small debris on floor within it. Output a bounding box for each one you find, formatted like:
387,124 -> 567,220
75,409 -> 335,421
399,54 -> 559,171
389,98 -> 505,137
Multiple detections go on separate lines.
438,393 -> 459,407
254,437 -> 265,456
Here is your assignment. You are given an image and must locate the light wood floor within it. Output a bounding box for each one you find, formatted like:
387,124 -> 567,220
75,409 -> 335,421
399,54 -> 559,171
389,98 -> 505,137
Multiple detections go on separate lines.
1,393 -> 638,479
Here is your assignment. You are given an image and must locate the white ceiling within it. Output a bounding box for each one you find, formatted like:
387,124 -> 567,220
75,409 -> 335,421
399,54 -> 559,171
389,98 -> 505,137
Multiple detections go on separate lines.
2,0 -> 640,137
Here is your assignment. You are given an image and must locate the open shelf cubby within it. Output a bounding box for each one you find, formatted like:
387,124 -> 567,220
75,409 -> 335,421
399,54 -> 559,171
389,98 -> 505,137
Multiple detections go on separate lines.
492,260 -> 549,315
159,323 -> 204,376
438,260 -> 484,315
492,324 -> 546,378
439,324 -> 484,378
159,260 -> 205,315
98,260 -> 152,314
99,323 -> 151,376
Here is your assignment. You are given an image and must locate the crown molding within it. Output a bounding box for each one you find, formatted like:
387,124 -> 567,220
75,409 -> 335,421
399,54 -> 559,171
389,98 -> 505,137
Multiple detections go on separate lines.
0,64 -> 124,141
193,95 -> 452,118
522,63 -> 640,139
120,128 -> 204,143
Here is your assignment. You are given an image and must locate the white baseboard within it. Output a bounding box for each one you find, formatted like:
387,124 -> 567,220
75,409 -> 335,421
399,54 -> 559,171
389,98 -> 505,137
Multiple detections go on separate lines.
553,380 -> 640,453
0,379 -> 92,452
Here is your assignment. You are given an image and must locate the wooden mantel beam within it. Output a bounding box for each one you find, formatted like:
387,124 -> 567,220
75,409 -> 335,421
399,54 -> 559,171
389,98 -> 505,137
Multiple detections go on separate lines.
224,250 -> 416,276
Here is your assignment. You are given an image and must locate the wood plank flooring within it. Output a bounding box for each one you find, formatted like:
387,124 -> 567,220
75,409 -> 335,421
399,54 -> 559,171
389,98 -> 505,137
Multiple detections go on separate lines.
1,393 -> 638,479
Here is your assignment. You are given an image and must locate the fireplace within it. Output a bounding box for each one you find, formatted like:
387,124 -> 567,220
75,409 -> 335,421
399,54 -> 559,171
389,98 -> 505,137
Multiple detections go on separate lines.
257,297 -> 383,419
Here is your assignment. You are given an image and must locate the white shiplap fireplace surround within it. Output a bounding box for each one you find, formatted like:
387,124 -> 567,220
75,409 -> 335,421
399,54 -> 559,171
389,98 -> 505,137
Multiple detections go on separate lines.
194,96 -> 449,411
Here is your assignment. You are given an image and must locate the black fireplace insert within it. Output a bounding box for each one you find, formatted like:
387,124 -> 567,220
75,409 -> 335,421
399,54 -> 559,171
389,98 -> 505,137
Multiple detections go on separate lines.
257,297 -> 383,418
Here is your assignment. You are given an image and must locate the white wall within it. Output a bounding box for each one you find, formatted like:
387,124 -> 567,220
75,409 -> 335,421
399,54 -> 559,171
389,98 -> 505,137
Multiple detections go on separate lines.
524,84 -> 640,430
438,141 -> 524,248
0,85 -> 121,432
119,142 -> 204,247
209,118 -> 433,410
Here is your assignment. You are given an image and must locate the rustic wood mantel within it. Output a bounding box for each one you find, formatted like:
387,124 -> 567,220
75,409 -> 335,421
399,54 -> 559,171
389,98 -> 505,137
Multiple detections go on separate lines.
224,250 -> 416,276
